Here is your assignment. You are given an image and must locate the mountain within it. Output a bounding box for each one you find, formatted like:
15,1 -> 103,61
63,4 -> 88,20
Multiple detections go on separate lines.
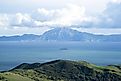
1,60 -> 121,81
40,27 -> 121,42
40,27 -> 94,41
0,34 -> 40,41
0,27 -> 121,42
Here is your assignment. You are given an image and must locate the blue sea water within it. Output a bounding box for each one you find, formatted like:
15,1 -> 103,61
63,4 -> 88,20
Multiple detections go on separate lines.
0,41 -> 121,71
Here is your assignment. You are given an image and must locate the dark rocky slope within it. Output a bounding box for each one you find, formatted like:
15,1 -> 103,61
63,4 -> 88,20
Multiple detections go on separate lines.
8,60 -> 121,81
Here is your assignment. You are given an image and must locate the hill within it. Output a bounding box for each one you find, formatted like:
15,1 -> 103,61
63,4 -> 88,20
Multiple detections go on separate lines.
1,60 -> 121,81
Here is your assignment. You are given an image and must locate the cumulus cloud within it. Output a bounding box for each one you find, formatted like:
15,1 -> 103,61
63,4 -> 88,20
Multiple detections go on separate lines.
0,4 -> 93,28
95,0 -> 121,28
31,4 -> 92,27
32,8 -> 56,22
10,13 -> 32,27
1,1 -> 121,28
0,14 -> 9,26
0,13 -> 33,27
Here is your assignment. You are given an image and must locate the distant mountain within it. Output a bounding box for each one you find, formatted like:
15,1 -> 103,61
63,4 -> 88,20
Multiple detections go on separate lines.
40,27 -> 121,42
1,60 -> 121,81
0,34 -> 40,41
0,27 -> 121,42
40,27 -> 94,41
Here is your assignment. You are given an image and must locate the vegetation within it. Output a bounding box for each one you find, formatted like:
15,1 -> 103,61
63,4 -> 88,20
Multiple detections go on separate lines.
1,60 -> 121,81
0,72 -> 34,81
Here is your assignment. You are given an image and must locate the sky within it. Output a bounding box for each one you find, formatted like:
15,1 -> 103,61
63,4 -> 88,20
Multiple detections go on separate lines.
0,0 -> 121,36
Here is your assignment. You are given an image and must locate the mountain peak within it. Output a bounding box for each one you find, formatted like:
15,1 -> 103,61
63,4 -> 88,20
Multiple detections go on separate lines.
40,27 -> 88,41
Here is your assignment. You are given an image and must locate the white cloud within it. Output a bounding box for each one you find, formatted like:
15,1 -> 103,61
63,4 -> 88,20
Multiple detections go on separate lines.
0,13 -> 33,27
1,0 -> 121,35
112,0 -> 121,3
0,14 -> 9,26
10,13 -> 32,26
54,4 -> 86,25
0,4 -> 92,27
1,1 -> 121,29
32,8 -> 55,22
32,4 -> 92,27
95,1 -> 121,28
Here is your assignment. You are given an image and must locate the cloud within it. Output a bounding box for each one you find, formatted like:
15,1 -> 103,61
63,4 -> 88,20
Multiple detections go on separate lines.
112,0 -> 121,3
0,4 -> 92,28
0,13 -> 33,27
32,8 -> 56,22
10,13 -> 32,27
31,4 -> 92,27
1,1 -> 121,29
95,1 -> 121,28
0,14 -> 9,26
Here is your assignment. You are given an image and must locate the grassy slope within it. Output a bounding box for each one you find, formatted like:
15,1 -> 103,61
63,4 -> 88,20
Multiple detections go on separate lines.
1,60 -> 121,81
0,72 -> 34,81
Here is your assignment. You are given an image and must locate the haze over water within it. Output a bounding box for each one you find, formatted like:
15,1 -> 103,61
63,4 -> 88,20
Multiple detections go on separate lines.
0,41 -> 121,71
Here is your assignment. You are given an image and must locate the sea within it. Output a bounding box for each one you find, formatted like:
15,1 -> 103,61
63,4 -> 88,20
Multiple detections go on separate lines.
0,41 -> 121,71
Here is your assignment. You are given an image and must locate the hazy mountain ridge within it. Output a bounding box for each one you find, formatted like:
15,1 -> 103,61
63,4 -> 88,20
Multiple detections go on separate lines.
40,28 -> 94,41
1,60 -> 121,81
0,34 -> 40,41
0,28 -> 121,42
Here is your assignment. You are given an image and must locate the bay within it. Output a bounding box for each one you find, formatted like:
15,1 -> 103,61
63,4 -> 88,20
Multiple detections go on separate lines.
0,41 -> 121,71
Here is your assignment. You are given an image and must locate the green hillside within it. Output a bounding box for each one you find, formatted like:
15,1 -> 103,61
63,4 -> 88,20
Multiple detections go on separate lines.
1,60 -> 121,81
0,72 -> 34,81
